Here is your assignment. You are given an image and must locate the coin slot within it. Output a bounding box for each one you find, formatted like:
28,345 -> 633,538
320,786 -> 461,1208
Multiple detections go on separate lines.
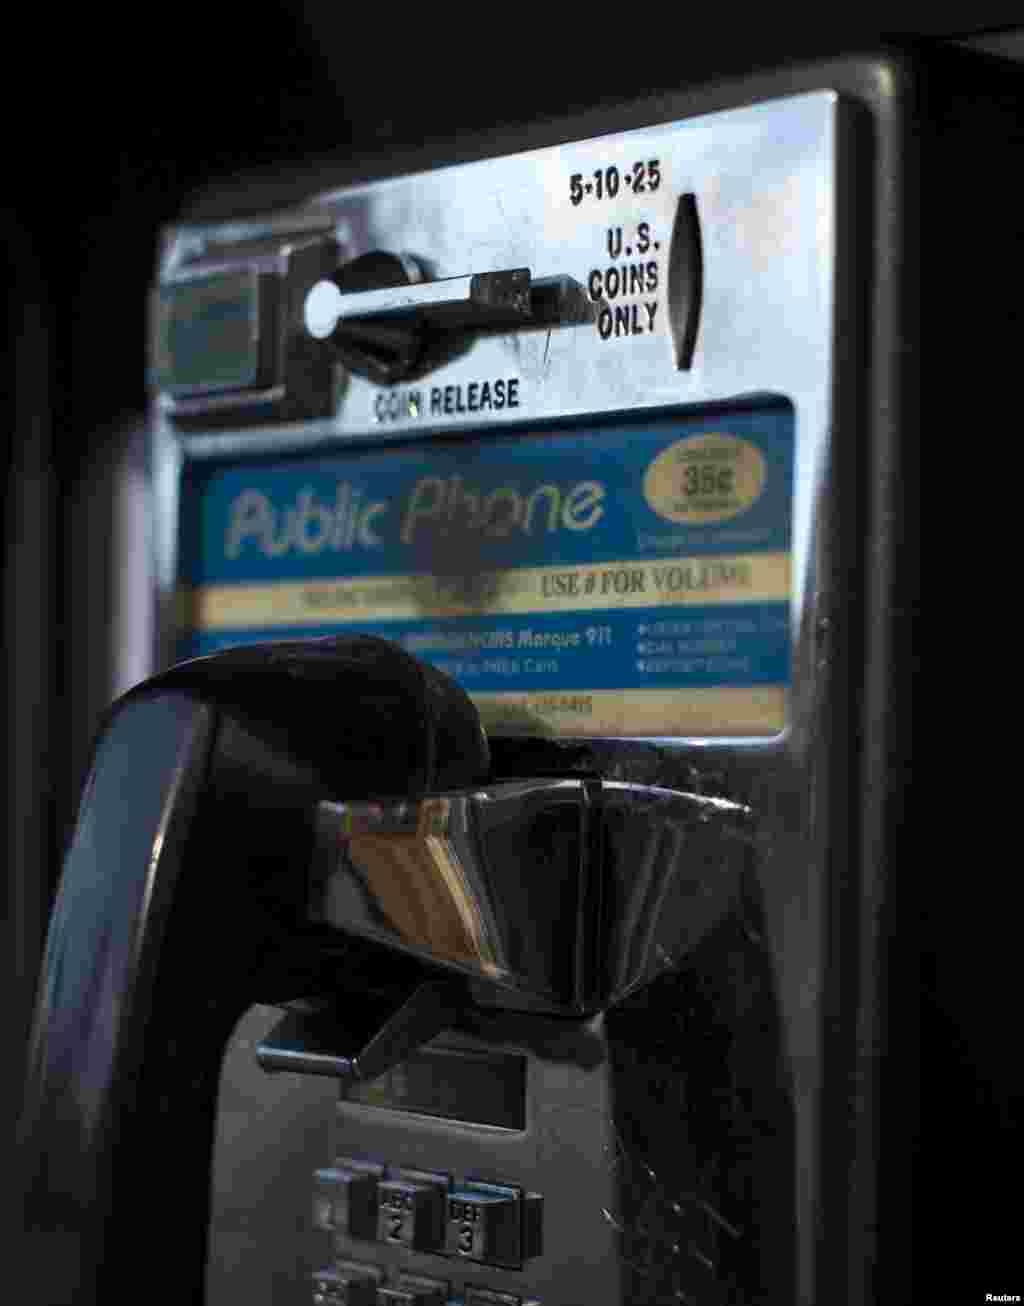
667,192 -> 703,369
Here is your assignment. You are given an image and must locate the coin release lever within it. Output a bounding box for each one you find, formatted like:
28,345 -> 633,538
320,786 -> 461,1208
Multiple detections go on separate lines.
305,268 -> 533,337
305,250 -> 587,384
304,250 -> 533,385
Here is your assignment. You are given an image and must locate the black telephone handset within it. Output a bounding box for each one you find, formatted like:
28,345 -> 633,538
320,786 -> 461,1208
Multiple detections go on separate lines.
19,635 -> 759,1304
17,637 -> 489,1306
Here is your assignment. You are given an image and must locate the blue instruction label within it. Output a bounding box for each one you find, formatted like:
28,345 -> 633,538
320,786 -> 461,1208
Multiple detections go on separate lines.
179,405 -> 793,737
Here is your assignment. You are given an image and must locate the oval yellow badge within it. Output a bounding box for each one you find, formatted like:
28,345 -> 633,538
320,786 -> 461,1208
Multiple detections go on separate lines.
643,432 -> 766,525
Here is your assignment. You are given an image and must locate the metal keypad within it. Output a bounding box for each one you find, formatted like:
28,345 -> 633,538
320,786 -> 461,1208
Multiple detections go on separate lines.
314,1159 -> 543,1303
322,1158 -> 542,1268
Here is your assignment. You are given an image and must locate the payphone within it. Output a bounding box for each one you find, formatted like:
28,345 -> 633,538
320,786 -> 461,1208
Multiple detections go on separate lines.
19,46 -> 1012,1304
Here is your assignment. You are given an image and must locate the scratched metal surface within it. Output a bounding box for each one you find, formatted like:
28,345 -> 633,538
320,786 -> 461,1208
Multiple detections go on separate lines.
177,87 -> 846,1305
153,93 -> 835,627
157,93 -> 833,438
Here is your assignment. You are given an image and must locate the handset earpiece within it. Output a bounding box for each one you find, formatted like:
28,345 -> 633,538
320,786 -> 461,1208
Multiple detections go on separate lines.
17,636 -> 487,1306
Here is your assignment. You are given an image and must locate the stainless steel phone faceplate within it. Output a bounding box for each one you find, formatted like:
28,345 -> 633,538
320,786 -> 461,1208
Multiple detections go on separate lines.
158,91 -> 836,444
154,93 -> 841,726
149,79 -> 882,1306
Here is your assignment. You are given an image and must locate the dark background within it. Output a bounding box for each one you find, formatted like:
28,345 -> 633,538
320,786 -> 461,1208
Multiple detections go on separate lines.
4,11 -> 1020,1295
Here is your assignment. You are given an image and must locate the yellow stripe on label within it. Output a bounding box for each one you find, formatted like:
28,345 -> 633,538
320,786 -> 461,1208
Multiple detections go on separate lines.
186,552 -> 791,631
473,686 -> 786,738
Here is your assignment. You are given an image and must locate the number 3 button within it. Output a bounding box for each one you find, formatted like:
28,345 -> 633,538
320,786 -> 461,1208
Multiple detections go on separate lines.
445,1186 -> 519,1264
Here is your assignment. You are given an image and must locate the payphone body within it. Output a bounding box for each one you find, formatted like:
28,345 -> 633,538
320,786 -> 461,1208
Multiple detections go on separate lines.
20,46 -> 1012,1306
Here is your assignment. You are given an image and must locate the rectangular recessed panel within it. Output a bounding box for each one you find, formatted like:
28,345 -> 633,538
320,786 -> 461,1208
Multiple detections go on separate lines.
152,269 -> 261,396
341,1044 -> 526,1131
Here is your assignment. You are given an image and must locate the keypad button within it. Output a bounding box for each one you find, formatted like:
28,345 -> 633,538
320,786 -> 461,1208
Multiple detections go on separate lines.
377,1180 -> 445,1252
376,1288 -> 445,1305
393,1167 -> 451,1212
521,1192 -> 544,1261
311,1267 -> 378,1306
446,1188 -> 519,1264
446,1179 -> 545,1267
395,1273 -> 450,1302
335,1158 -> 387,1177
334,1158 -> 388,1191
314,1167 -> 380,1240
336,1261 -> 385,1282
